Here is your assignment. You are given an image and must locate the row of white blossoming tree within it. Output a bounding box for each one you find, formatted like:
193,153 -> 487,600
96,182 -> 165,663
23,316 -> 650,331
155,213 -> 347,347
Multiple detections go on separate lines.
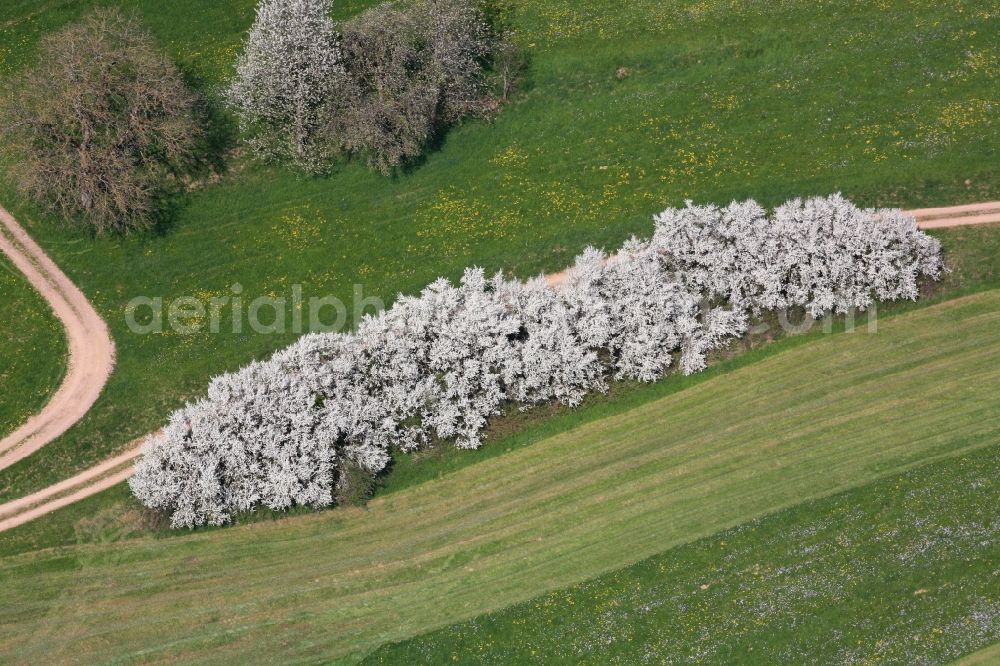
130,194 -> 943,528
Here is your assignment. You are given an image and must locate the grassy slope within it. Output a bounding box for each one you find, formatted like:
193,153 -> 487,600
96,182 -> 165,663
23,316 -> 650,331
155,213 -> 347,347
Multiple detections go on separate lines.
0,0 -> 997,500
0,254 -> 65,438
368,443 -> 1000,665
0,290 -> 997,663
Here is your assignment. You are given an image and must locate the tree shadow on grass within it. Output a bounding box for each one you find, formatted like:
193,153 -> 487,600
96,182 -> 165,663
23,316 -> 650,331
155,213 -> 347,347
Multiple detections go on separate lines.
391,40 -> 536,180
146,68 -> 240,238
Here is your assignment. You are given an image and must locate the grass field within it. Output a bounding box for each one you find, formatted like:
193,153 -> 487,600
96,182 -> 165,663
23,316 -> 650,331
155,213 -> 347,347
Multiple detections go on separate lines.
0,254 -> 65,439
367,443 -> 1000,665
0,290 -> 997,663
0,0 -> 997,502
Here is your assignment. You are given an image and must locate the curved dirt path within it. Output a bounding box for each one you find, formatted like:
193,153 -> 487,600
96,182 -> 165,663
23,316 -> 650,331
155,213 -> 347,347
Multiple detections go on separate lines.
0,206 -> 115,471
0,445 -> 140,532
0,201 -> 997,534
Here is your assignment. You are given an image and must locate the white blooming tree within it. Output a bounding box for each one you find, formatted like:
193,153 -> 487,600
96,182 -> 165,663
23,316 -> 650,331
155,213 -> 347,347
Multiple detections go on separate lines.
653,193 -> 943,317
226,0 -> 344,172
130,194 -> 944,528
494,274 -> 606,407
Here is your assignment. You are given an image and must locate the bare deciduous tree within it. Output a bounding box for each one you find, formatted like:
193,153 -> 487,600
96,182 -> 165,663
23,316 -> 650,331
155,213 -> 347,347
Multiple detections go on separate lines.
340,0 -> 506,174
339,3 -> 440,174
493,37 -> 528,104
1,9 -> 200,233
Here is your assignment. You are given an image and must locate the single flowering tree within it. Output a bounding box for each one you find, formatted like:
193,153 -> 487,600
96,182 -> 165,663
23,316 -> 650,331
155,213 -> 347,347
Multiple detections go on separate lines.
494,274 -> 606,408
227,0 -> 344,172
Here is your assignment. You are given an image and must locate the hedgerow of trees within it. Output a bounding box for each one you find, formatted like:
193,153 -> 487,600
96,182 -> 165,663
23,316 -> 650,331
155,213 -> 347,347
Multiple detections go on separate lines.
129,194 -> 944,528
227,0 -> 515,174
0,9 -> 200,233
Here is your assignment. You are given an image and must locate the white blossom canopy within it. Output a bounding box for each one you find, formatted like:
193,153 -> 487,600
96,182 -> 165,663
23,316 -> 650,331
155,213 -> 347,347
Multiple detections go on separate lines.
131,194 -> 943,527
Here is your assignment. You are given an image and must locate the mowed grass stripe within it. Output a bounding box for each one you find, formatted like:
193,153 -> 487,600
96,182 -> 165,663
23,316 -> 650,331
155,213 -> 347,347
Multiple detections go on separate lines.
368,438 -> 1000,664
954,643 -> 1000,665
0,292 -> 998,664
